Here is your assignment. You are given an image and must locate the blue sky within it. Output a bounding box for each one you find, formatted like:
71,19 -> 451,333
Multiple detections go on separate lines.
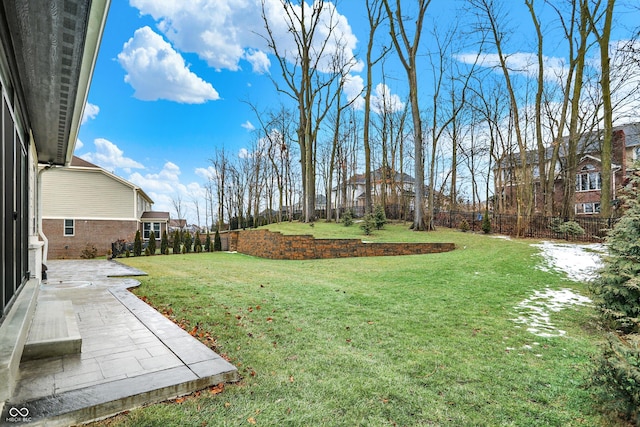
75,0 -> 638,223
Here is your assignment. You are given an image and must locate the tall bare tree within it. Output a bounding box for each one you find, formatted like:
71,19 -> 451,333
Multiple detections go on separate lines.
589,0 -> 616,218
260,0 -> 356,222
383,0 -> 431,230
471,0 -> 533,235
362,0 -> 389,215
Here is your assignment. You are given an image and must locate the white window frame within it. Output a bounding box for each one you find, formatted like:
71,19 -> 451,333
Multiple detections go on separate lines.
143,222 -> 161,239
575,202 -> 601,215
64,219 -> 75,236
575,171 -> 601,192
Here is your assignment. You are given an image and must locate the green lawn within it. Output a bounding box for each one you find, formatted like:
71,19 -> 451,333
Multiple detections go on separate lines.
99,225 -> 619,426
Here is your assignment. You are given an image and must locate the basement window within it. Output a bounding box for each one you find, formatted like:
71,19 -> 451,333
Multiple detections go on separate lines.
64,219 -> 75,236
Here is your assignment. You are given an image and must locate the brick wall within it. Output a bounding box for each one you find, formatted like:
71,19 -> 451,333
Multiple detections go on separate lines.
226,229 -> 455,260
43,219 -> 139,259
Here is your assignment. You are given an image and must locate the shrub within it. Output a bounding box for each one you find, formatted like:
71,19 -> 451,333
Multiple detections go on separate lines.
133,230 -> 142,256
549,218 -> 585,241
144,246 -> 151,256
204,232 -> 211,252
125,250 -> 130,258
481,211 -> 491,234
374,205 -> 387,230
80,244 -> 98,259
194,232 -> 202,253
148,231 -> 157,255
172,230 -> 181,254
161,230 -> 169,255
183,231 -> 193,253
592,333 -> 640,423
214,230 -> 222,251
458,218 -> 470,232
342,209 -> 354,227
360,213 -> 375,235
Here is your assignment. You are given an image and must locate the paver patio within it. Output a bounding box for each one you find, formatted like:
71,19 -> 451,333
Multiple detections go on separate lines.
1,259 -> 238,426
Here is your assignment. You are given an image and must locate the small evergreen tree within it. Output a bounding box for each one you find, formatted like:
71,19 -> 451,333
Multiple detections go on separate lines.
458,218 -> 470,232
481,211 -> 491,234
373,204 -> 387,230
172,230 -> 181,254
148,230 -> 157,255
133,230 -> 142,256
194,232 -> 202,253
161,230 -> 169,255
204,232 -> 211,252
342,209 -> 354,227
591,168 -> 640,421
214,230 -> 222,251
360,213 -> 375,235
183,231 -> 193,253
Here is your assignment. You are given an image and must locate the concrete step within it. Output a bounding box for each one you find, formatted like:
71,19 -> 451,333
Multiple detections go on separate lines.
22,300 -> 81,361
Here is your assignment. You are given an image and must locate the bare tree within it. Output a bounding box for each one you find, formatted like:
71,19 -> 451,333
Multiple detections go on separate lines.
470,0 -> 534,234
260,0 -> 356,222
171,194 -> 185,224
383,0 -> 432,230
210,148 -> 229,230
589,0 -> 616,218
362,0 -> 390,215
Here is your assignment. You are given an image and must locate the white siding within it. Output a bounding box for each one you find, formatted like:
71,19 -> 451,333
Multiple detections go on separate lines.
42,168 -> 136,219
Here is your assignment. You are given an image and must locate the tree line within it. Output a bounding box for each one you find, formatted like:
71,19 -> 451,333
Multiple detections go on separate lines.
186,0 -> 638,236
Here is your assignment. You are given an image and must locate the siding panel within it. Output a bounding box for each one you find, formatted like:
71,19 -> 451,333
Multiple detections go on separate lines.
42,169 -> 135,219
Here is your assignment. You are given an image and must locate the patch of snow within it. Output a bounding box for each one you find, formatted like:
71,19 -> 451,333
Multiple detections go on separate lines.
491,235 -> 512,240
512,287 -> 592,337
531,241 -> 605,282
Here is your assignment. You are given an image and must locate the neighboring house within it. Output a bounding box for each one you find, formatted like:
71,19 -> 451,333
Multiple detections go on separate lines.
0,0 -> 110,405
169,218 -> 187,233
41,156 -> 169,258
495,122 -> 640,216
332,167 -> 415,215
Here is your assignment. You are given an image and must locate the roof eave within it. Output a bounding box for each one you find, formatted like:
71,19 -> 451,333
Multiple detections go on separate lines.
64,0 -> 110,166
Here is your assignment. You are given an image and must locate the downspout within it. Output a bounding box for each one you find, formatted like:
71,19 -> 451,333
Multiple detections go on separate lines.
37,165 -> 50,266
37,163 -> 62,266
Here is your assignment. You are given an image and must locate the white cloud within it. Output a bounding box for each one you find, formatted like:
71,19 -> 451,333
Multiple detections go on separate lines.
454,52 -> 568,84
117,26 -> 220,103
75,139 -> 84,151
371,83 -> 405,114
195,166 -> 218,180
130,0 -> 361,74
241,120 -> 255,131
81,103 -> 100,124
128,161 -> 208,222
81,138 -> 144,173
343,76 -> 404,115
343,73 -> 364,110
238,147 -> 250,159
244,49 -> 271,74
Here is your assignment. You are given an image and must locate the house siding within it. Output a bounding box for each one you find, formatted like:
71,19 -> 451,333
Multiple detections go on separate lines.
43,218 -> 138,259
42,168 -> 136,219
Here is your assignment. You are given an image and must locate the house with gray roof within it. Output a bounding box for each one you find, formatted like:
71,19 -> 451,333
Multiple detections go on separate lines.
495,122 -> 640,216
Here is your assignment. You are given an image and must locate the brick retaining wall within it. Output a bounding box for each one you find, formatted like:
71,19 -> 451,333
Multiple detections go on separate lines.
225,229 -> 455,260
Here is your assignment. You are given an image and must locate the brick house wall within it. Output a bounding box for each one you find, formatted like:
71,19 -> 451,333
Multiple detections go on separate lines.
43,218 -> 139,259
224,229 -> 455,260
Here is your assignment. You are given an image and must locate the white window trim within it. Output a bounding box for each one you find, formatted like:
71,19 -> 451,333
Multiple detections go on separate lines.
64,219 -> 75,236
575,202 -> 601,215
575,171 -> 602,192
143,222 -> 161,239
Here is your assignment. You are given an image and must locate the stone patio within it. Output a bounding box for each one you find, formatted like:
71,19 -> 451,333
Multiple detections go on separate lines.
1,260 -> 238,426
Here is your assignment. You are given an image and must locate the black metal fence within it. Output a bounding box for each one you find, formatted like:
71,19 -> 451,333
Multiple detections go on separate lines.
434,211 -> 616,242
